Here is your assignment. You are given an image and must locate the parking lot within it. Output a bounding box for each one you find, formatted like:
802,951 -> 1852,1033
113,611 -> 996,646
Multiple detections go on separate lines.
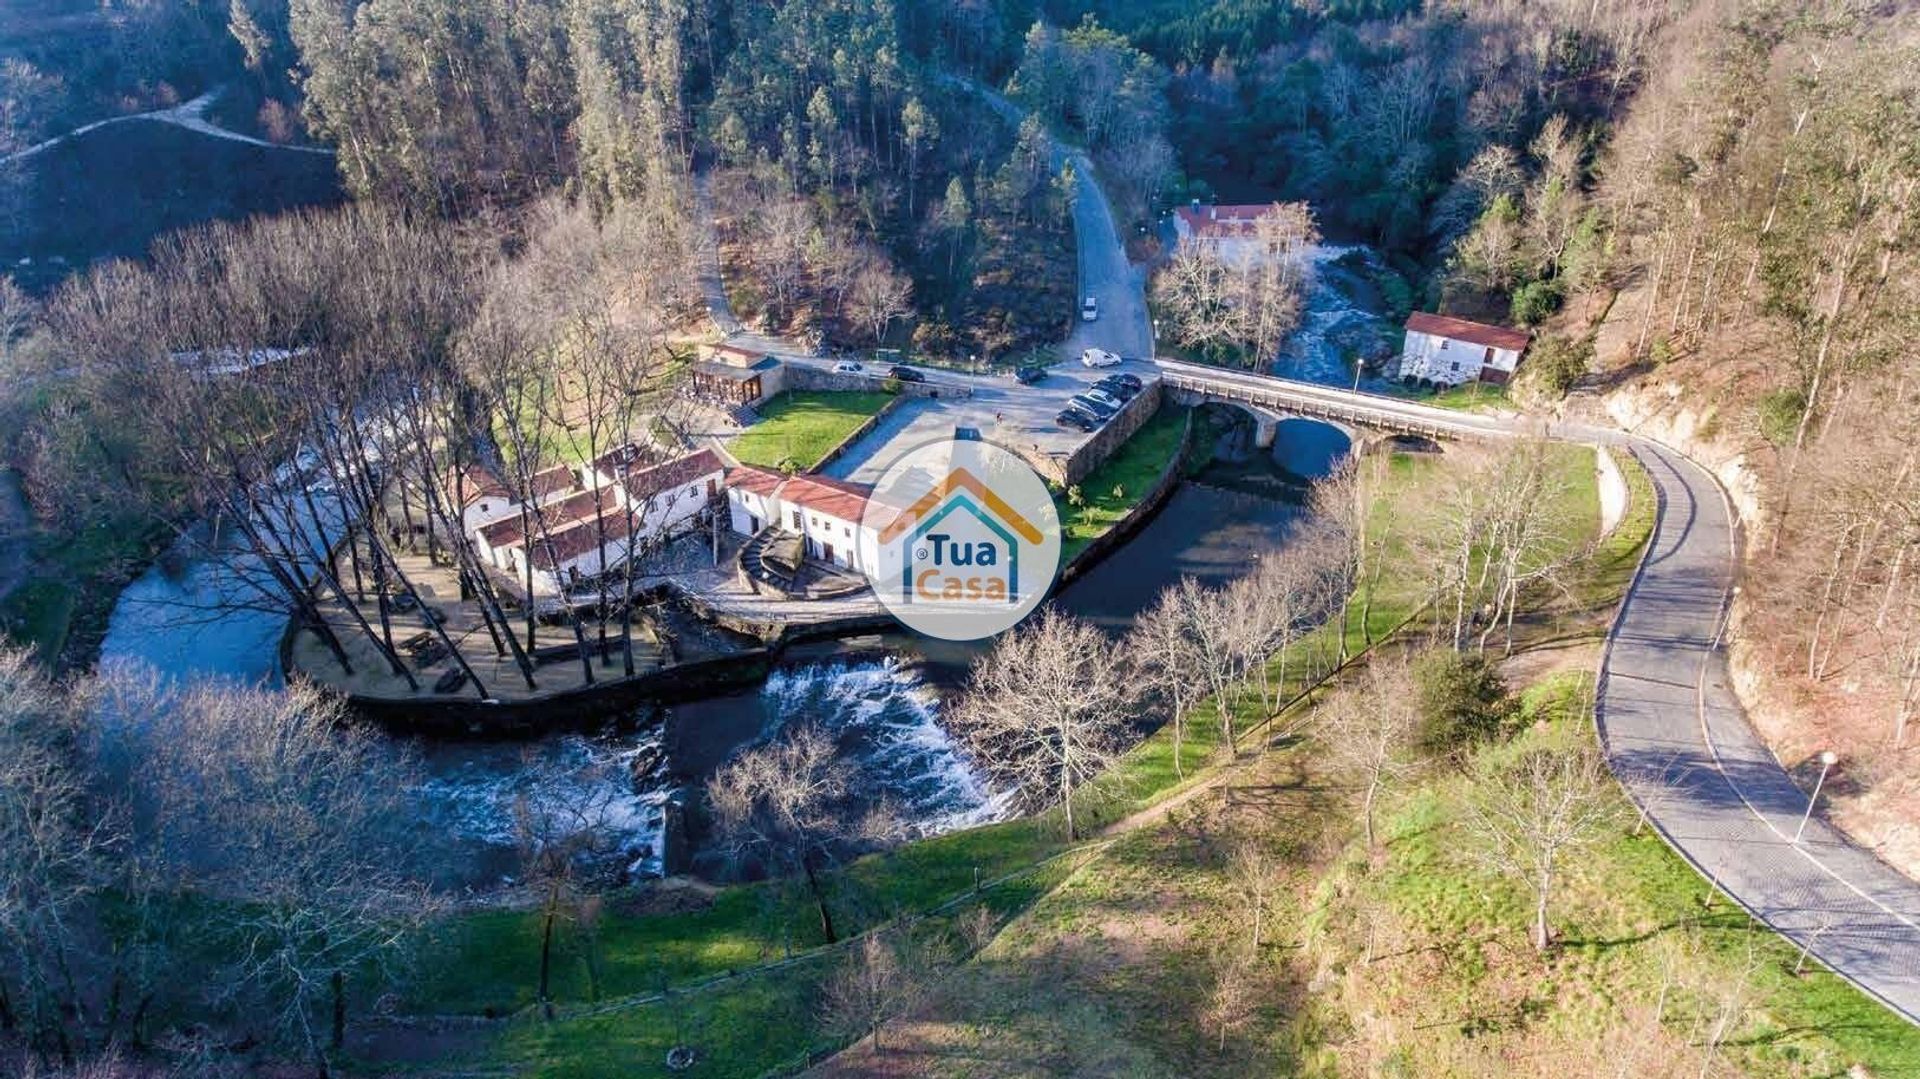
788,354 -> 1161,484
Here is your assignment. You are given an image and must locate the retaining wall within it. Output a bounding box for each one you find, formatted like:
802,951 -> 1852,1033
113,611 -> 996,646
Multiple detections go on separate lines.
1016,381 -> 1165,487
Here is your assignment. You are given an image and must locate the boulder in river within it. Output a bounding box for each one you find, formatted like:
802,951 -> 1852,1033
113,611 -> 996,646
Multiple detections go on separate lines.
661,788 -> 693,877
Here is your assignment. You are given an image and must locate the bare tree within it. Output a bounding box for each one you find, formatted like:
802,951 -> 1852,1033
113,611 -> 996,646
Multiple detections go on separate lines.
1320,656 -> 1421,855
1127,586 -> 1204,779
0,645 -> 114,1056
100,673 -> 434,1075
708,724 -> 860,943
1202,949 -> 1259,1054
819,929 -> 929,1056
1462,745 -> 1624,951
845,255 -> 913,345
951,609 -> 1134,840
1225,836 -> 1283,951
513,752 -> 633,1019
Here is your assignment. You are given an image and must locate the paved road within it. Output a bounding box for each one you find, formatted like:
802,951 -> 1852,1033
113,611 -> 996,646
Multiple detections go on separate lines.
1600,440 -> 1920,1023
1155,359 -> 1920,1022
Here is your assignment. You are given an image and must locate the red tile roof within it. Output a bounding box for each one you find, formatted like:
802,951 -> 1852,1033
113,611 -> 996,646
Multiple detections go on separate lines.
726,466 -> 872,524
452,465 -> 510,506
531,515 -> 630,570
709,344 -> 769,366
1175,204 -> 1278,238
625,449 -> 723,505
478,514 -> 527,550
1405,312 -> 1531,353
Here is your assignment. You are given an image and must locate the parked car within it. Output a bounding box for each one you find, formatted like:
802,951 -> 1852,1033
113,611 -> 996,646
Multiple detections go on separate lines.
1107,372 -> 1143,391
887,364 -> 925,383
1070,394 -> 1118,419
1055,408 -> 1098,432
1094,377 -> 1139,400
1080,348 -> 1121,368
1081,296 -> 1099,321
833,360 -> 864,374
1015,365 -> 1049,385
1083,388 -> 1124,411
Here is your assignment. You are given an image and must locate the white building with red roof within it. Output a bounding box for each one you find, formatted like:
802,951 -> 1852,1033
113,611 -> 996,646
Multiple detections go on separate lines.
1172,202 -> 1286,264
463,447 -> 724,595
1398,312 -> 1532,387
725,465 -> 880,574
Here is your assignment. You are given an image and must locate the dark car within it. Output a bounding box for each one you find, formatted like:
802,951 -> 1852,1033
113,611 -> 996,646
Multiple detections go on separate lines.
1015,365 -> 1049,385
887,364 -> 926,383
1094,377 -> 1139,400
1069,394 -> 1118,419
1108,372 -> 1143,391
1055,408 -> 1098,432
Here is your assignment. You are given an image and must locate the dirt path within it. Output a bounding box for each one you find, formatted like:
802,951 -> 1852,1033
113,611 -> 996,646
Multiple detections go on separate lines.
0,86 -> 334,170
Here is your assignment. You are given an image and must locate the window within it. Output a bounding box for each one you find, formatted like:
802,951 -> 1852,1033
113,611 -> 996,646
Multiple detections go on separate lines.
1483,346 -> 1494,364
1449,361 -> 1460,372
1439,338 -> 1450,350
790,510 -> 802,529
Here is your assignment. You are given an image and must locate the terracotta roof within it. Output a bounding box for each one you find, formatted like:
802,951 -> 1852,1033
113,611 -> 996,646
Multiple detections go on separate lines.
1405,312 -> 1531,353
726,465 -> 787,499
543,486 -> 624,529
589,442 -> 657,479
625,449 -> 723,504
726,465 -> 872,524
1175,203 -> 1277,239
530,515 -> 629,570
452,465 -> 510,506
708,344 -> 769,366
525,463 -> 579,501
478,514 -> 527,549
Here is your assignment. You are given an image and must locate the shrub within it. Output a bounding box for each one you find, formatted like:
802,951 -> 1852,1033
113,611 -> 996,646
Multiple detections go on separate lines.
1757,388 -> 1807,446
1527,334 -> 1593,397
1413,650 -> 1515,759
1509,278 -> 1565,326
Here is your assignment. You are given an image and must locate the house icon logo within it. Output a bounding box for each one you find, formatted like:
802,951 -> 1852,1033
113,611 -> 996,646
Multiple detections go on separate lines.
863,440 -> 1061,640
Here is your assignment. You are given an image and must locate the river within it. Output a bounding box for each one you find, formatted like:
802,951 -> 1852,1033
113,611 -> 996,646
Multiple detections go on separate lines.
95,250 -> 1379,892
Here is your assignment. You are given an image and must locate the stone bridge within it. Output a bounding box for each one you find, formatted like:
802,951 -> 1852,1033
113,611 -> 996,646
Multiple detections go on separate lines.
1152,358 -> 1520,444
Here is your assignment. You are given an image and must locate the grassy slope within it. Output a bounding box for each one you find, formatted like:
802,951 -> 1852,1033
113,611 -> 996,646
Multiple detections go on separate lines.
1055,406 -> 1190,564
727,392 -> 894,472
394,439 -> 1460,1075
815,446 -> 1920,1079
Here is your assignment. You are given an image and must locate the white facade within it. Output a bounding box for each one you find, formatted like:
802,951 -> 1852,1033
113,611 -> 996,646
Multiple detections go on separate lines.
726,470 -> 881,574
1399,331 -> 1522,386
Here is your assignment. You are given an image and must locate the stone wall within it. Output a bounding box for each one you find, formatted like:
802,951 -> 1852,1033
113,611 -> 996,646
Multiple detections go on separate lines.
1054,409 -> 1193,588
783,363 -> 950,399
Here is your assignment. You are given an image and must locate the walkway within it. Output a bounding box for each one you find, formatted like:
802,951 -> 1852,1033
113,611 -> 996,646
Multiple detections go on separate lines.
1,85 -> 335,169
1599,440 -> 1920,1023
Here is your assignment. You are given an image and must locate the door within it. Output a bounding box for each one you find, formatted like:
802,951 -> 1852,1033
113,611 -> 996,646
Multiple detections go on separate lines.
823,542 -> 836,564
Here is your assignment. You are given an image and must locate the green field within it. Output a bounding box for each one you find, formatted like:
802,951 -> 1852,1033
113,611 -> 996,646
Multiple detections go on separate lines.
1055,407 -> 1190,563
393,438 -> 1600,1075
726,391 -> 894,471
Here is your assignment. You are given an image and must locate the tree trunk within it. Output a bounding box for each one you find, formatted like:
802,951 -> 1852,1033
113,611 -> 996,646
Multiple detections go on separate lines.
802,854 -> 837,943
331,970 -> 345,1050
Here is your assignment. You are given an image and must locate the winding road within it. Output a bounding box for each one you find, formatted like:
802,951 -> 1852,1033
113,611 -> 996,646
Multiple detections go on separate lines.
693,70 -> 1920,1022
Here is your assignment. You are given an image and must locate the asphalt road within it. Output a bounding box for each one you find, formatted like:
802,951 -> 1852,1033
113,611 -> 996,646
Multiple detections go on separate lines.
1599,440 -> 1920,1023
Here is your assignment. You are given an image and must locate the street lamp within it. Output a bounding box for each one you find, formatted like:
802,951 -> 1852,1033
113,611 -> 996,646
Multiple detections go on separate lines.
1793,750 -> 1839,844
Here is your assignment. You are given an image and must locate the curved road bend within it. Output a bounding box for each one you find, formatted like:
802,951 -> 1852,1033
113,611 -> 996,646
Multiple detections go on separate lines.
1601,441 -> 1920,1023
1155,361 -> 1920,1022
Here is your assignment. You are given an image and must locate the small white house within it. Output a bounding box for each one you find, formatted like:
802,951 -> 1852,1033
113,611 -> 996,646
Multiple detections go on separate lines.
1398,312 -> 1531,387
725,465 -> 880,574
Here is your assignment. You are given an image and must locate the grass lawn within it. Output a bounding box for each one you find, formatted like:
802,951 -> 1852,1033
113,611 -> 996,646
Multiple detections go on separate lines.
1402,379 -> 1511,412
395,442 -> 1647,1075
0,508 -> 168,666
727,391 -> 893,472
1055,407 -> 1190,564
